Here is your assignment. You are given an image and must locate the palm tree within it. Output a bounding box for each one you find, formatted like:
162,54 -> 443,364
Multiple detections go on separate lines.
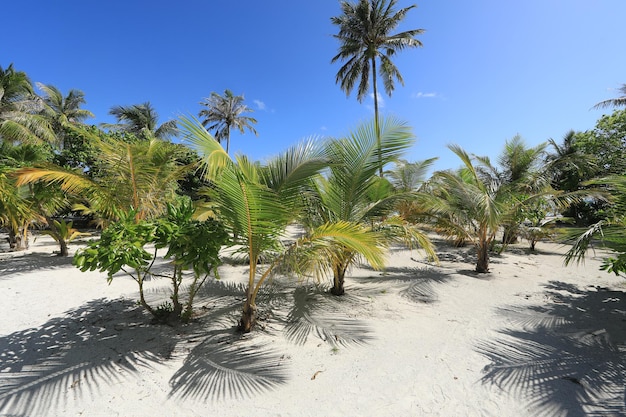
496,135 -> 548,244
103,102 -> 178,141
305,117 -> 436,295
16,131 -> 190,225
593,84 -> 626,109
183,116 -> 392,331
198,89 -> 258,154
36,83 -> 94,148
388,157 -> 437,223
0,64 -> 55,144
426,145 -> 505,273
564,175 -> 626,275
331,0 -> 424,176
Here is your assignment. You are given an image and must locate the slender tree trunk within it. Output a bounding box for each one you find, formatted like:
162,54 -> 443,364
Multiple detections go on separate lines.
171,267 -> 183,318
502,226 -> 518,244
475,240 -> 490,273
371,57 -> 383,178
239,286 -> 257,333
137,273 -> 156,316
331,264 -> 346,296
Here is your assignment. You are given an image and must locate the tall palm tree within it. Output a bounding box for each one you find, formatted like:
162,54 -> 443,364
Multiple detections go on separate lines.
331,0 -> 424,176
103,102 -> 178,141
36,83 -> 94,148
198,89 -> 258,154
0,64 -> 54,144
593,84 -> 626,109
306,117 -> 436,295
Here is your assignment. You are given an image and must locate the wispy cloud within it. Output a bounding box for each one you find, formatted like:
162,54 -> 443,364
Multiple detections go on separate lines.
253,99 -> 266,111
412,92 -> 439,99
366,92 -> 385,112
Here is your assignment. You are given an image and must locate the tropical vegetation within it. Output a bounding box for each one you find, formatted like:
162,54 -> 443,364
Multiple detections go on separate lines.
1,53 -> 625,339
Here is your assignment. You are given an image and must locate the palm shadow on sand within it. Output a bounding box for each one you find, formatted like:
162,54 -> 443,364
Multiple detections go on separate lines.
281,285 -> 375,347
355,261 -> 454,304
0,298 -> 177,416
476,280 -> 626,416
0,252 -> 75,278
0,278 -> 294,413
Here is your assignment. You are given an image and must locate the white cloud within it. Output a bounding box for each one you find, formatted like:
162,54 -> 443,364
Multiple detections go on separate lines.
369,92 -> 385,107
253,99 -> 266,110
412,92 -> 438,99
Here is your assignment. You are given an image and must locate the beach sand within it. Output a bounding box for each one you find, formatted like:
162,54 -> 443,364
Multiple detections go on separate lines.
0,233 -> 624,416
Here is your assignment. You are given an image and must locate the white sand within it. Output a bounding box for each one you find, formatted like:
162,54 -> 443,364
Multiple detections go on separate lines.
1,233 -> 625,416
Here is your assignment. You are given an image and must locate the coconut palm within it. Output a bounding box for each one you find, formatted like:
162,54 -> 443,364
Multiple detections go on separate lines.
0,141 -> 64,252
16,132 -> 190,225
0,64 -> 54,144
564,175 -> 626,275
331,0 -> 424,176
36,83 -> 94,148
495,136 -> 548,244
183,116 -> 391,331
388,157 -> 437,223
593,84 -> 626,110
305,117 -> 436,295
198,89 -> 258,154
103,102 -> 178,141
426,145 -> 506,272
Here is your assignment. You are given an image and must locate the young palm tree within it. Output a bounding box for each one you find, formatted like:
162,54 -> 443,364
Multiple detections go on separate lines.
103,102 -> 178,141
496,136 -> 548,244
306,117 -> 436,295
426,145 -> 505,273
593,84 -> 626,109
564,175 -> 626,275
0,64 -> 55,144
183,116 -> 392,331
15,132 -> 190,224
331,0 -> 424,176
198,89 -> 258,154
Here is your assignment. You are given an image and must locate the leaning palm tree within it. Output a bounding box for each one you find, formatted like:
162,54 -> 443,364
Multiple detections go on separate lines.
593,84 -> 626,110
103,102 -> 178,141
306,117 -> 436,295
331,0 -> 424,176
198,89 -> 258,154
0,64 -> 55,144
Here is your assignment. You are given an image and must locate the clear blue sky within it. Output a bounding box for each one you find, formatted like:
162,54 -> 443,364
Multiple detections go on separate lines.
4,0 -> 625,171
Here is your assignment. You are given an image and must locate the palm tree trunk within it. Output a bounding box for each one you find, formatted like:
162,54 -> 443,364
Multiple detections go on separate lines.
331,264 -> 346,296
371,57 -> 383,178
475,239 -> 490,273
239,289 -> 257,333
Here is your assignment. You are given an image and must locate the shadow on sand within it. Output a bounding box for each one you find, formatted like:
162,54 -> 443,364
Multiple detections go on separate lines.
0,277 -> 293,414
0,298 -> 175,416
0,253 -> 75,278
476,280 -> 626,416
281,285 -> 375,347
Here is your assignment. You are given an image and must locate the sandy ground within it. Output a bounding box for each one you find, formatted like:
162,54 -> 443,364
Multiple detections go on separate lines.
0,232 -> 625,417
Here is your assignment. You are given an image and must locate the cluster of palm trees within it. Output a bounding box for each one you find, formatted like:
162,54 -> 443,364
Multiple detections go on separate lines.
2,0 -> 625,332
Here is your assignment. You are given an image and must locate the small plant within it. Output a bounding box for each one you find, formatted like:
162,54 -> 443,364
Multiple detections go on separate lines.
73,199 -> 228,323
